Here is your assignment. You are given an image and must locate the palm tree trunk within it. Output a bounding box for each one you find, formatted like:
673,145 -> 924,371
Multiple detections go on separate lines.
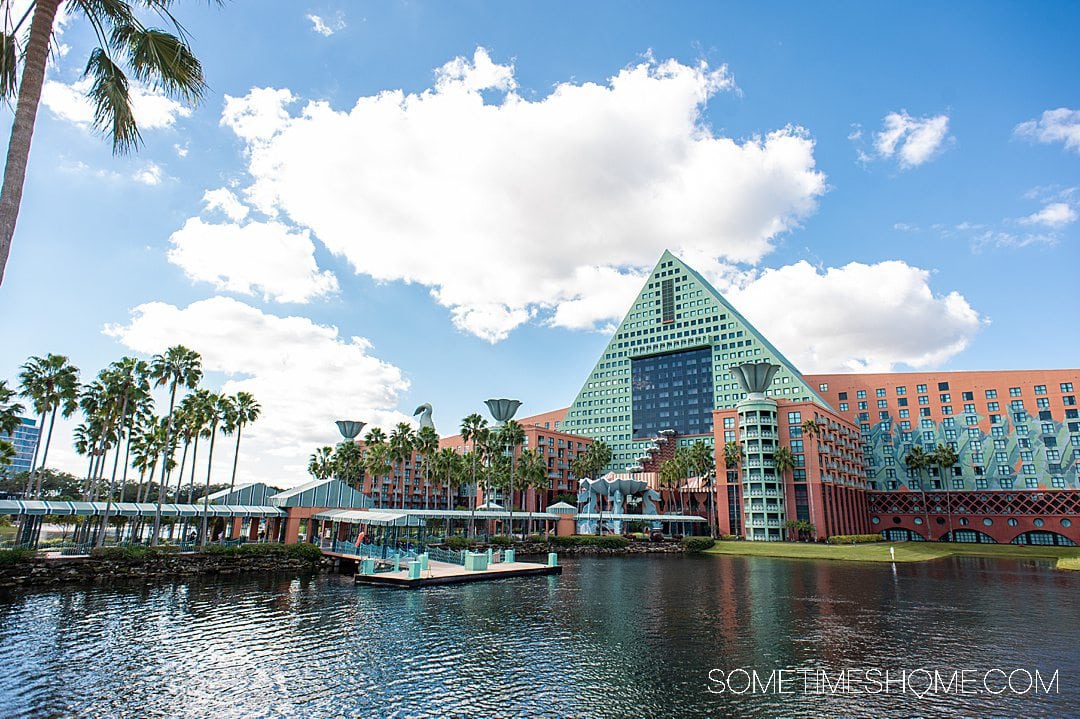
181,433 -> 200,541
229,423 -> 243,493
152,384 -> 179,545
34,405 -> 59,497
23,411 -> 47,498
97,395 -> 130,547
0,0 -> 61,286
199,428 -> 217,546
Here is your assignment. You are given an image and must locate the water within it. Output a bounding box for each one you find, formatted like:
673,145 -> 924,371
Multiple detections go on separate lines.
1,554 -> 1078,718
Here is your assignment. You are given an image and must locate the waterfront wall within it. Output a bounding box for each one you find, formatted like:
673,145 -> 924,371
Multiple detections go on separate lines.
0,546 -> 322,590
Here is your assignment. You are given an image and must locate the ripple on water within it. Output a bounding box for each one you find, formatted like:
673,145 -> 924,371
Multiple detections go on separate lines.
0,556 -> 1079,718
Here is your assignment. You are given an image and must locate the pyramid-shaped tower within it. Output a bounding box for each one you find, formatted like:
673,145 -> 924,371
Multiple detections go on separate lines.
562,250 -> 831,473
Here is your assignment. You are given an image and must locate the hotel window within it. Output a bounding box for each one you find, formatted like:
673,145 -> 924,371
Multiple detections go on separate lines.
838,391 -> 848,400
992,426 -> 1005,437
1039,410 -> 1052,421
856,390 -> 867,399
920,408 -> 931,417
923,431 -> 935,442
917,384 -> 927,393
940,394 -> 951,403
964,403 -> 975,414
999,464 -> 1013,475
877,400 -> 888,408
1052,477 -> 1066,488
1034,385 -> 1047,395
839,403 -> 849,411
975,479 -> 988,489
942,406 -> 953,415
938,382 -> 949,391
819,383 -> 828,392
1013,412 -> 1026,424
1025,478 -> 1038,488
1041,423 -> 1055,434
1009,387 -> 1022,397
898,397 -> 908,407
1037,398 -> 1050,409
876,388 -> 886,397
987,401 -> 999,411
899,409 -> 909,418
1065,396 -> 1077,406
918,395 -> 929,405
858,401 -> 868,410
990,414 -> 1001,424
962,391 -> 974,401
1047,449 -> 1061,462
787,411 -> 801,423
896,386 -> 907,395
901,420 -> 911,430
1062,383 -> 1074,393
1022,464 -> 1036,475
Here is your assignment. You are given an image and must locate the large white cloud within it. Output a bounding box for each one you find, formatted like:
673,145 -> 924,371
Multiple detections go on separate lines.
42,77 -> 191,131
167,215 -> 339,303
1015,108 -> 1080,153
213,49 -> 827,341
104,297 -> 411,488
720,260 -> 985,372
872,110 -> 951,168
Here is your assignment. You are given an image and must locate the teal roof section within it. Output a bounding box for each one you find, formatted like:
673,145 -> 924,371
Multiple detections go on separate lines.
207,482 -> 283,506
268,479 -> 372,509
562,250 -> 832,474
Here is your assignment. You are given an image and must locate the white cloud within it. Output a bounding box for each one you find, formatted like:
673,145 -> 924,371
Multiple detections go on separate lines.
1019,202 -> 1077,229
167,217 -> 339,303
104,297 -> 411,488
1014,108 -> 1080,153
203,188 -> 250,222
215,49 -> 826,342
306,12 -> 346,37
41,77 -> 191,131
720,260 -> 985,372
872,110 -> 951,168
132,162 -> 163,186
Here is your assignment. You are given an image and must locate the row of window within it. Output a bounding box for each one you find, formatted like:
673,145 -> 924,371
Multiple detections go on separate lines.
825,382 -> 1076,399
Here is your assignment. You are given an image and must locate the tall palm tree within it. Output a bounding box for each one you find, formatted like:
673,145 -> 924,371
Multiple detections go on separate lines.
96,357 -> 150,546
932,443 -> 960,542
0,440 -> 14,469
308,446 -> 335,480
903,444 -> 932,540
198,393 -> 230,546
149,345 -> 202,545
0,0 -> 215,286
460,413 -> 488,535
362,441 -> 392,507
332,440 -> 364,489
773,446 -> 796,540
687,440 -> 716,535
225,391 -> 261,493
414,425 -> 439,509
19,353 -> 79,498
516,447 -> 548,536
497,419 -> 526,537
388,422 -> 416,509
0,379 -> 24,436
179,389 -> 212,543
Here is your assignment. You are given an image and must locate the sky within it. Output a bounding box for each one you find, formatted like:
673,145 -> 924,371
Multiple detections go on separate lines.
0,0 -> 1077,488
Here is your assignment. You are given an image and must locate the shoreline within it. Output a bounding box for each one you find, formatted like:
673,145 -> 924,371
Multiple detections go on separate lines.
705,540 -> 1080,569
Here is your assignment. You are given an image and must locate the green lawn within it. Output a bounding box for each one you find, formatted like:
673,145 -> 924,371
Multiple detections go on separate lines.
705,540 -> 1080,565
1058,557 -> 1080,571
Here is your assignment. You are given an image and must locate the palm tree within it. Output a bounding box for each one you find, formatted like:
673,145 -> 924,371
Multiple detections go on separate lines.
496,419 -> 526,536
198,393 -> 230,546
0,0 -> 215,286
149,345 -> 202,545
179,389 -> 212,542
19,353 -> 79,498
932,443 -> 960,542
0,440 -> 14,469
773,446 -> 796,540
226,391 -> 261,493
332,440 -> 364,489
903,444 -> 932,540
460,413 -> 488,536
414,425 -> 439,509
362,441 -> 392,507
802,419 -> 822,439
96,357 -> 151,546
388,422 -> 416,509
0,379 -> 24,436
515,447 -> 547,536
687,441 -> 716,535
308,446 -> 335,480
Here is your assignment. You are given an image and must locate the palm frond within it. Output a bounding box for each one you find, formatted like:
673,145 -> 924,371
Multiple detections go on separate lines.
113,23 -> 204,103
0,30 -> 17,100
84,47 -> 141,154
69,0 -> 137,28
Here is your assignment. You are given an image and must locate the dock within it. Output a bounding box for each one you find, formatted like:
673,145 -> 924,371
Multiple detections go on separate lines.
354,558 -> 561,589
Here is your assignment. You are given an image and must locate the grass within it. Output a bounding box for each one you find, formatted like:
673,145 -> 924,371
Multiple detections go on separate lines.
705,540 -> 1080,565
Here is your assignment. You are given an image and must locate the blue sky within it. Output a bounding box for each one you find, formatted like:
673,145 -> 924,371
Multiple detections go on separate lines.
1,0 -> 1077,486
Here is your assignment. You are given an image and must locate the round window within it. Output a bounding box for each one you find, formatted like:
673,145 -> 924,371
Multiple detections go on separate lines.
892,516 -> 901,524
1062,518 -> 1073,528
1007,518 -> 1018,527
871,517 -> 880,525
935,517 -> 945,525
1034,518 -> 1045,527
914,517 -> 923,525
959,517 -> 969,526
983,518 -> 993,526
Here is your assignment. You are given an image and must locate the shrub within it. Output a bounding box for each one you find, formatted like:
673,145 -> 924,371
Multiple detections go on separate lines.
285,542 -> 323,562
720,534 -> 741,541
237,543 -> 287,556
91,546 -> 151,561
0,548 -> 35,564
827,534 -> 884,545
489,535 -> 513,547
548,535 -> 629,549
445,536 -> 474,550
681,537 -> 716,553
525,534 -> 545,544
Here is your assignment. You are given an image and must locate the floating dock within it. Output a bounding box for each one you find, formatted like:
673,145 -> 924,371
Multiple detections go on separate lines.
354,558 -> 561,589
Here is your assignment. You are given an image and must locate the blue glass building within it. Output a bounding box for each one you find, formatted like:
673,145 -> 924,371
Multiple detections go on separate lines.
1,417 -> 40,479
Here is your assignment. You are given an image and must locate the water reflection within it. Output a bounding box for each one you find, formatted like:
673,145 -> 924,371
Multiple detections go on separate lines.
1,555 -> 1077,718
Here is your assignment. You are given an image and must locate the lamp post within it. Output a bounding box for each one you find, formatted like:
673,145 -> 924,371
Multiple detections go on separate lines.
485,399 -> 521,539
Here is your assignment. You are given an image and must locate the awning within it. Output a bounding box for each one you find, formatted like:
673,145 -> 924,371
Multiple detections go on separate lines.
312,508 -> 416,527
577,513 -> 708,522
0,500 -> 285,518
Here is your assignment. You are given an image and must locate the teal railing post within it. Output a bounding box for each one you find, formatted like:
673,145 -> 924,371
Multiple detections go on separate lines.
547,552 -> 558,567
505,548 -> 515,563
419,552 -> 429,571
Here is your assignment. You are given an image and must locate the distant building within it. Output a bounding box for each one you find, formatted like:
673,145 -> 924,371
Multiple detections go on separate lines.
1,416 -> 40,479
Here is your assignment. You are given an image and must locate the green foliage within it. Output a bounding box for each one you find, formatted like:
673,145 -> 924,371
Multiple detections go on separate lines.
284,542 -> 324,562
0,548 -> 35,564
721,534 -> 741,541
488,535 -> 513,547
827,534 -> 884,545
90,544 -> 180,561
681,536 -> 716,553
445,535 -> 475,550
548,534 -> 629,549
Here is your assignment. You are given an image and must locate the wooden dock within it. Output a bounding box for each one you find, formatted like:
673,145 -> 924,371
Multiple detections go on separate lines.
354,559 -> 561,589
